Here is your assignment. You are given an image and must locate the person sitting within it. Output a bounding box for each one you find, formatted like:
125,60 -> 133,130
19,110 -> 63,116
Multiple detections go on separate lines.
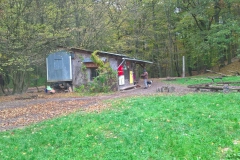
46,86 -> 55,94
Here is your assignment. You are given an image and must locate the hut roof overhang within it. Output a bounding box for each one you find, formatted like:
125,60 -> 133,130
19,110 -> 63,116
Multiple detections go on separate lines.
69,48 -> 127,57
122,57 -> 153,64
67,47 -> 153,64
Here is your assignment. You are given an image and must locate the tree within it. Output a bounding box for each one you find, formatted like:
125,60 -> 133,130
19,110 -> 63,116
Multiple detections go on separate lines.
175,0 -> 240,74
0,0 -> 68,94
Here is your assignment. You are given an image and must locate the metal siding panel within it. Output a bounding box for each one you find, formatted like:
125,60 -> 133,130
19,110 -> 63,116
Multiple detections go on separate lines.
47,51 -> 72,82
69,56 -> 72,80
46,58 -> 49,81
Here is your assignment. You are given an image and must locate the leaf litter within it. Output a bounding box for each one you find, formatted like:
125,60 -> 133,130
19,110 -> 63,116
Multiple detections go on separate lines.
0,79 -> 193,131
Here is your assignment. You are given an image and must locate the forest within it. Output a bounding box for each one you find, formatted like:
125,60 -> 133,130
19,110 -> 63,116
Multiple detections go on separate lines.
0,0 -> 240,94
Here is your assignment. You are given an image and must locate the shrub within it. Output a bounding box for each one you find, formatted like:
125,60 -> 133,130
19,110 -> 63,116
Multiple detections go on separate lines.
88,51 -> 117,93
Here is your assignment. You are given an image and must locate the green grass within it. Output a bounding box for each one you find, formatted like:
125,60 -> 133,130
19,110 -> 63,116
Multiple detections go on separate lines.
0,93 -> 240,159
167,76 -> 240,86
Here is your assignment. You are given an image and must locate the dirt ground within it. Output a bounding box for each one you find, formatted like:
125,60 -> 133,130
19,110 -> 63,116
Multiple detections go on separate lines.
0,78 -> 194,132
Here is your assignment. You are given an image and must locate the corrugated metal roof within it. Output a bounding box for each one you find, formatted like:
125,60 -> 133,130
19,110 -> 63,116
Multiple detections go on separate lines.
122,57 -> 153,64
98,51 -> 128,57
70,48 -> 127,57
69,47 -> 152,64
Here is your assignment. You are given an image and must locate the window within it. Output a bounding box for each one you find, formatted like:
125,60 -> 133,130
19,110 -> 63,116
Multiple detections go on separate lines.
90,68 -> 99,81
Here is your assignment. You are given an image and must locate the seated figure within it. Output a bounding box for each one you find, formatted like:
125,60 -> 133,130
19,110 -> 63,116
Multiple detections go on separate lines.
46,86 -> 55,94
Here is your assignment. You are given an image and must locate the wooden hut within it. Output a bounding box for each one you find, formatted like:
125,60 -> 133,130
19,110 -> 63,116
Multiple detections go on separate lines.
46,48 -> 152,91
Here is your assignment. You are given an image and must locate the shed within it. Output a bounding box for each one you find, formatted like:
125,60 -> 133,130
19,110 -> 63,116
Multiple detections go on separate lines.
46,48 -> 152,91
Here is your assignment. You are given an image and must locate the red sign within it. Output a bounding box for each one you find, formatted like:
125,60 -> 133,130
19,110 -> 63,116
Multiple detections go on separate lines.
118,65 -> 124,76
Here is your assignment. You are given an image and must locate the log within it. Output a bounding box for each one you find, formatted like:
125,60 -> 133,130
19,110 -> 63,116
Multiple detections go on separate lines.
120,85 -> 137,91
165,77 -> 176,81
187,83 -> 212,88
229,70 -> 240,76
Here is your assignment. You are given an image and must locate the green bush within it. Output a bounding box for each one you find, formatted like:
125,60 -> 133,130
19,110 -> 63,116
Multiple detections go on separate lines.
74,84 -> 86,93
88,70 -> 117,93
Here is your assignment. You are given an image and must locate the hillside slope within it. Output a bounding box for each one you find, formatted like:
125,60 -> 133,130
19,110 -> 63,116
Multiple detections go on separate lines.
218,59 -> 240,75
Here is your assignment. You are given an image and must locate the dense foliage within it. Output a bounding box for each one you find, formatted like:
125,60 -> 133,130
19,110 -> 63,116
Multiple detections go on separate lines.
1,0 -> 240,93
90,51 -> 118,92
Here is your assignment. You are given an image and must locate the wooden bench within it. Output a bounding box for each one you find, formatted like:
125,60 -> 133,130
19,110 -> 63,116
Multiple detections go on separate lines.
216,81 -> 240,85
188,84 -> 240,92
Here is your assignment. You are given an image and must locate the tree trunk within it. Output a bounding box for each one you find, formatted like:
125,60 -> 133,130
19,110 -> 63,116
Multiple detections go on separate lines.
12,71 -> 29,94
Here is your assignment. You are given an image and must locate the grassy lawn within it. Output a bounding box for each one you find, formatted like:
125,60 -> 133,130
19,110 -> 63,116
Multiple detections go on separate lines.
0,93 -> 240,159
165,76 -> 240,86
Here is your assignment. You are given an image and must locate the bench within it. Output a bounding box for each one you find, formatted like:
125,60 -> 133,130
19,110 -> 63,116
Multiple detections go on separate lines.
188,84 -> 240,92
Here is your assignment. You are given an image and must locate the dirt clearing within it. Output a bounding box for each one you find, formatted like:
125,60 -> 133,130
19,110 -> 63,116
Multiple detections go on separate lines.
0,79 -> 193,131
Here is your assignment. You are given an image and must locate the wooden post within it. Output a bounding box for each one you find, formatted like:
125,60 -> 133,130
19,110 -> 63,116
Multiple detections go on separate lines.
182,56 -> 185,77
